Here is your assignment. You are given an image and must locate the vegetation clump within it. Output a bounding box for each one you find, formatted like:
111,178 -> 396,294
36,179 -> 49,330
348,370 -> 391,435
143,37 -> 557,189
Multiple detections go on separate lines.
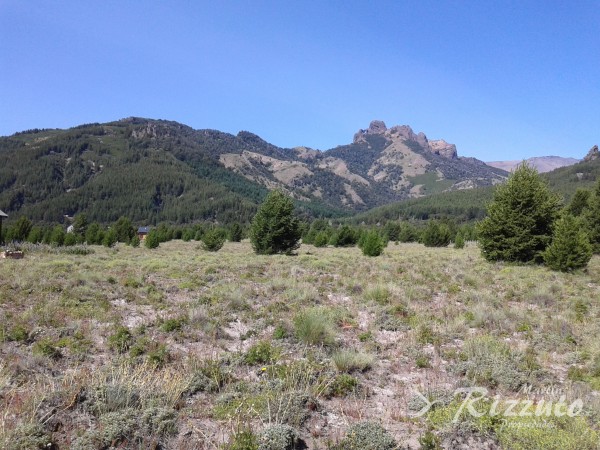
543,213 -> 592,271
201,228 -> 226,252
332,421 -> 397,450
249,190 -> 301,255
477,163 -> 561,263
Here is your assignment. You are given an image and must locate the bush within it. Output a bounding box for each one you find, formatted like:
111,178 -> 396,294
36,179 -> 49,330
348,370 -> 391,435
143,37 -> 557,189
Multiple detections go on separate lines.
249,190 -> 301,255
333,422 -> 397,450
331,225 -> 358,247
130,235 -> 141,247
360,230 -> 385,256
144,230 -> 160,249
421,221 -> 452,247
229,222 -> 244,242
454,232 -> 465,249
543,213 -> 592,271
477,163 -> 561,263
258,424 -> 299,450
202,228 -> 226,252
108,326 -> 133,353
244,341 -> 279,365
313,231 -> 329,247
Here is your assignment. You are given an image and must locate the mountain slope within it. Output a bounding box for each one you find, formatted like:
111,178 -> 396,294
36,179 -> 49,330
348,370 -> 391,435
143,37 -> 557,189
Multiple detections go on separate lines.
0,117 -> 508,224
354,155 -> 600,224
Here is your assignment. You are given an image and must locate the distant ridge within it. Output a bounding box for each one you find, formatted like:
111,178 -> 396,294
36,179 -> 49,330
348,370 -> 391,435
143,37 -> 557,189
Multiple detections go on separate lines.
486,156 -> 580,173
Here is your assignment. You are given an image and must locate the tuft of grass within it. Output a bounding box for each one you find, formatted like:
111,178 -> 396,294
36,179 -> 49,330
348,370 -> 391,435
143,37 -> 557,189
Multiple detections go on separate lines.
294,307 -> 336,346
331,349 -> 375,373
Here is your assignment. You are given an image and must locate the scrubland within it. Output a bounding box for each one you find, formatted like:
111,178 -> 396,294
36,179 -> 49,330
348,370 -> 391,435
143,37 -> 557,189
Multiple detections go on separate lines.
1,241 -> 599,449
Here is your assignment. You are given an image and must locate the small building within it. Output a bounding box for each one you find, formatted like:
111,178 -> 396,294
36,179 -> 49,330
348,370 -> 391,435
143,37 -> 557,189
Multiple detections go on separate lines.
0,209 -> 7,245
137,226 -> 150,241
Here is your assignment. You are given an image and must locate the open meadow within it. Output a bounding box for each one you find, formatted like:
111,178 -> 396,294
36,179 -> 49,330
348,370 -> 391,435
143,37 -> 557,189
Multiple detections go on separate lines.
1,241 -> 600,449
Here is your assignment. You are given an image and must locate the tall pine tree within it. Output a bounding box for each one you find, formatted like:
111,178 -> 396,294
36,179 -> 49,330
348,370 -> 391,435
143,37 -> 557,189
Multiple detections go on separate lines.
586,179 -> 600,253
249,190 -> 300,255
477,163 -> 562,263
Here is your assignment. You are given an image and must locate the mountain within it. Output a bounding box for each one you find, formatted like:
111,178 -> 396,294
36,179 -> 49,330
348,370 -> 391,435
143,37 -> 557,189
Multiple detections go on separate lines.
486,156 -> 580,173
221,120 -> 507,207
354,153 -> 600,224
0,118 -> 507,224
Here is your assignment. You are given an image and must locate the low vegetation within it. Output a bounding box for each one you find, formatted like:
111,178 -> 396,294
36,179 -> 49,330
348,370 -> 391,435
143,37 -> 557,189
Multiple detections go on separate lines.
1,239 -> 599,448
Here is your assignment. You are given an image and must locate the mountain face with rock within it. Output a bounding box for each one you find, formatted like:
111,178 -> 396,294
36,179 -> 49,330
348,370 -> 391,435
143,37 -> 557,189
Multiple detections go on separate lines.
0,118 -> 507,223
584,145 -> 599,162
221,119 -> 507,208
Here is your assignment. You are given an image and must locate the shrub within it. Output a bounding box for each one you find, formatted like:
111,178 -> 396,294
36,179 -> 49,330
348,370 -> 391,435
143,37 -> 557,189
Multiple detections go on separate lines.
543,213 -> 592,271
244,341 -> 279,365
144,229 -> 160,249
477,163 -> 561,263
360,230 -> 385,256
313,231 -> 329,247
455,335 -> 528,391
249,190 -> 300,255
332,421 -> 397,450
258,424 -> 299,450
108,326 -> 133,353
422,221 -> 452,247
130,235 -> 141,247
328,373 -> 358,397
202,228 -> 226,252
225,428 -> 258,450
229,222 -> 244,242
331,225 -> 358,247
454,232 -> 465,249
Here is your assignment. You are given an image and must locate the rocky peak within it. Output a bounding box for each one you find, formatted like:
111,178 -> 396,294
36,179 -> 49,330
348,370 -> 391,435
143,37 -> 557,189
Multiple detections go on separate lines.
429,139 -> 458,159
353,120 -> 387,143
584,145 -> 599,162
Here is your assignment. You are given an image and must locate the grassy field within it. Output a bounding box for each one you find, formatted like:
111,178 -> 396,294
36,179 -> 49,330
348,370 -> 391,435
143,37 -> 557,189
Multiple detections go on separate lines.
1,241 -> 599,449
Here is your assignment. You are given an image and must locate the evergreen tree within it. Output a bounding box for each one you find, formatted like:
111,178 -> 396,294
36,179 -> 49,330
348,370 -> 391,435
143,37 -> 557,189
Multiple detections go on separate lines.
72,213 -> 88,235
454,232 -> 465,249
50,225 -> 66,246
113,216 -> 135,244
566,188 -> 591,217
7,216 -> 32,242
229,222 -> 243,242
421,221 -> 452,247
249,190 -> 300,255
103,228 -> 117,247
543,214 -> 592,271
202,228 -> 226,252
331,225 -> 358,247
477,163 -> 562,263
360,230 -> 385,256
586,179 -> 600,253
144,229 -> 160,249
313,231 -> 330,248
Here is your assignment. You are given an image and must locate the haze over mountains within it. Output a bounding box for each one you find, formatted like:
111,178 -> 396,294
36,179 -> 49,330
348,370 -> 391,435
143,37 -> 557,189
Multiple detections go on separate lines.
0,118 -> 595,225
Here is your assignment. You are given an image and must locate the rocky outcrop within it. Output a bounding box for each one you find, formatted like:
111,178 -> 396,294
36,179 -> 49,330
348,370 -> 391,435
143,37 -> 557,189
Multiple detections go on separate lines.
584,145 -> 599,162
353,120 -> 387,143
429,139 -> 458,159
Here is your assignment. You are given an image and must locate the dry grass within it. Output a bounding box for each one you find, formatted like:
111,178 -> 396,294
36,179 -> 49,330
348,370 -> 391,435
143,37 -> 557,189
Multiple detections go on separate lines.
1,240 -> 599,447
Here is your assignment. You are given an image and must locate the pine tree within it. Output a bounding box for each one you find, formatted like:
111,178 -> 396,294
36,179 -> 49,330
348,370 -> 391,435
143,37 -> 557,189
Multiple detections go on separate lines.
586,179 -> 600,253
477,163 -> 562,263
229,222 -> 243,242
543,214 -> 592,271
421,221 -> 452,247
454,232 -> 465,249
360,230 -> 385,256
566,188 -> 591,217
249,190 -> 300,255
144,229 -> 160,249
202,228 -> 226,252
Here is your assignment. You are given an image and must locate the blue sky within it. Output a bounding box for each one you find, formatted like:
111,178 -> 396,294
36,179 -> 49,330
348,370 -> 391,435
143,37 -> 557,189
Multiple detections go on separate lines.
1,1 -> 598,160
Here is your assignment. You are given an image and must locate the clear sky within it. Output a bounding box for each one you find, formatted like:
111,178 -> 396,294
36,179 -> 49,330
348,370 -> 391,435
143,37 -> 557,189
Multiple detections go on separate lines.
1,1 -> 598,160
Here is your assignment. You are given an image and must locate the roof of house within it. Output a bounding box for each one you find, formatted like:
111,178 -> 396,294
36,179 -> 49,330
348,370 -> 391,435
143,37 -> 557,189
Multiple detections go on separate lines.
138,226 -> 150,233
0,209 -> 7,218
